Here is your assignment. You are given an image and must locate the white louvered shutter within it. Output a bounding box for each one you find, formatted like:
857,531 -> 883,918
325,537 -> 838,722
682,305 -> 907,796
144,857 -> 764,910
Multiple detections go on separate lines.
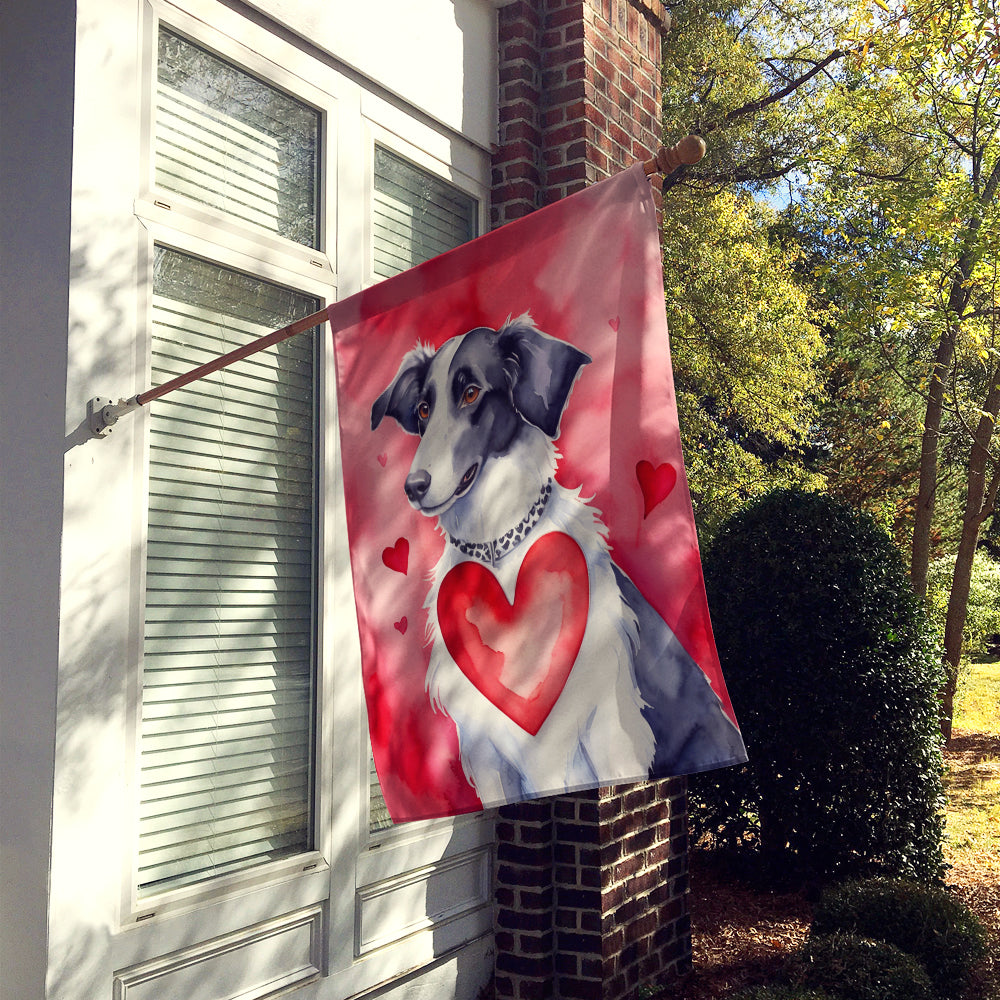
367,147 -> 477,833
155,28 -> 319,248
372,146 -> 477,280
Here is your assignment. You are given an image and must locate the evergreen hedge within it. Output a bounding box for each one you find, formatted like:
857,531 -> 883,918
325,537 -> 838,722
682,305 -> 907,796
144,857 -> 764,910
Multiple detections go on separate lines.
691,489 -> 946,881
792,933 -> 934,1000
732,988 -> 837,1000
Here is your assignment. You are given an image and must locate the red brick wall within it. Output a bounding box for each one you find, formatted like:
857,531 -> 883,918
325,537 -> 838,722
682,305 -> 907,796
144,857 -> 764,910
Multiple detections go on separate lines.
492,0 -> 668,226
490,6 -> 690,997
494,782 -> 691,1000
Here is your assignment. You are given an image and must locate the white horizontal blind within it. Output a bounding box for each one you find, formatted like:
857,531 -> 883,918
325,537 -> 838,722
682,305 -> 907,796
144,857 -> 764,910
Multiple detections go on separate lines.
372,146 -> 477,280
156,28 -> 320,248
368,148 -> 478,832
138,248 -> 318,895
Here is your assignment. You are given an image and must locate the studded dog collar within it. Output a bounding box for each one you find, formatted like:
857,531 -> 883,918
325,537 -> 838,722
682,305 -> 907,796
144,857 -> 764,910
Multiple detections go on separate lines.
448,480 -> 553,566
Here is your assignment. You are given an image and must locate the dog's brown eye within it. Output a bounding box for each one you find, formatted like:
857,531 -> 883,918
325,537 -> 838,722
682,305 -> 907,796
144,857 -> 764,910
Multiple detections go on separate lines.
417,401 -> 430,421
461,385 -> 480,406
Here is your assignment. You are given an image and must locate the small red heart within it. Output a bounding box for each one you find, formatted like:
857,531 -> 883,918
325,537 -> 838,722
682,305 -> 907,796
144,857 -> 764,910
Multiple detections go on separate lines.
394,616 -> 408,634
382,537 -> 409,575
377,453 -> 388,467
609,316 -> 620,332
636,460 -> 677,518
437,533 -> 589,735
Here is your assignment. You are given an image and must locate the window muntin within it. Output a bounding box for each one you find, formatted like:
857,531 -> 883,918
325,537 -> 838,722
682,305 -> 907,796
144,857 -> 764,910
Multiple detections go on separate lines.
156,27 -> 321,248
138,247 -> 319,896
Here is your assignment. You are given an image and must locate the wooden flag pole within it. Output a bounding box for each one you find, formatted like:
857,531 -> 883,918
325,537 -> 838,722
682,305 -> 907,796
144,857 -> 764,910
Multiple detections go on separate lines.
87,308 -> 330,437
88,137 -> 706,437
136,307 -> 329,406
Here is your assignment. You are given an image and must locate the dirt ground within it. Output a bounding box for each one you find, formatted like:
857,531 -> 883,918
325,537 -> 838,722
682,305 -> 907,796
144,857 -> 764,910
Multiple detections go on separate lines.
671,734 -> 1000,999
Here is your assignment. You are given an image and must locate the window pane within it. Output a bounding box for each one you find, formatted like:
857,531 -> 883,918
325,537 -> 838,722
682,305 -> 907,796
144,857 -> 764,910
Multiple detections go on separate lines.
372,146 -> 477,279
156,28 -> 320,248
369,150 -> 478,832
139,247 -> 318,895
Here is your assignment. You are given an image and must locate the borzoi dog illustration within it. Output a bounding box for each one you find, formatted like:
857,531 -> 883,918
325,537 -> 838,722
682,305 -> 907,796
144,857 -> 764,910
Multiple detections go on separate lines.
372,315 -> 745,807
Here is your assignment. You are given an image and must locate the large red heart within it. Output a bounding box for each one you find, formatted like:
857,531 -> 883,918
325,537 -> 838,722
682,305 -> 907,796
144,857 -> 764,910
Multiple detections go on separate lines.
636,460 -> 677,518
436,532 -> 589,735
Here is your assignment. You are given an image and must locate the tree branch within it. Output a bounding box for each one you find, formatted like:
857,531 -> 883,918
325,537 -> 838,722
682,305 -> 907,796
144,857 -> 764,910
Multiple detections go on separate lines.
852,163 -> 920,183
702,49 -> 847,134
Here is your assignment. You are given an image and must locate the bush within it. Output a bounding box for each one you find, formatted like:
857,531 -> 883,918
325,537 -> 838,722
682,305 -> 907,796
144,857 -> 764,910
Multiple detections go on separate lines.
927,550 -> 1000,659
792,933 -> 934,1000
811,878 -> 988,998
691,489 -> 946,882
732,987 -> 837,1000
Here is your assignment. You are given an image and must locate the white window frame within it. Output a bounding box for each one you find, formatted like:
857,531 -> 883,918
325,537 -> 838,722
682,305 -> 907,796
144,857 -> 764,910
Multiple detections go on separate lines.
123,224 -> 336,924
124,0 -> 338,928
362,116 -> 489,293
328,90 -> 496,1000
112,0 -> 495,991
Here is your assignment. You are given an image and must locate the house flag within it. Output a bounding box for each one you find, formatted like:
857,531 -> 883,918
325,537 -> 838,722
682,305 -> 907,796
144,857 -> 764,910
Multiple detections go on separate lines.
329,164 -> 747,822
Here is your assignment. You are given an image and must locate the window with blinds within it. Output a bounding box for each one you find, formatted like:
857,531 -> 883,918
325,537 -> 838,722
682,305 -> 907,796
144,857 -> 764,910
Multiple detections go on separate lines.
372,146 -> 477,280
156,28 -> 320,248
138,29 -> 323,896
368,147 -> 477,833
139,248 -> 319,896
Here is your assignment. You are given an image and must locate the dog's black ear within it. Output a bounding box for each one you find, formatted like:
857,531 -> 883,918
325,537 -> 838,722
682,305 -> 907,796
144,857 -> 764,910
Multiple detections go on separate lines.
371,346 -> 434,434
498,316 -> 591,438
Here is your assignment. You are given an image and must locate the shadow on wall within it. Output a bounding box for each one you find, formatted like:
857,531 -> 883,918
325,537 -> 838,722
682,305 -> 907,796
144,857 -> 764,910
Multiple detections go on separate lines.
44,205 -> 154,997
430,823 -> 496,999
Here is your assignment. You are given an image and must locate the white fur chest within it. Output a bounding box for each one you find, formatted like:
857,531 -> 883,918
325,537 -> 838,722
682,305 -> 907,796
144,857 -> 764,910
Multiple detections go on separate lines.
422,484 -> 656,806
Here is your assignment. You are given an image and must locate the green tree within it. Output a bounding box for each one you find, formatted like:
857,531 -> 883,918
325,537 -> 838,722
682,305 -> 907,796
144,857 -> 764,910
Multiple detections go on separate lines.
659,1 -> 844,536
927,548 -> 1000,659
660,2 -> 998,739
784,207 -> 967,549
802,0 -> 1000,736
663,189 -> 825,537
661,0 -> 853,195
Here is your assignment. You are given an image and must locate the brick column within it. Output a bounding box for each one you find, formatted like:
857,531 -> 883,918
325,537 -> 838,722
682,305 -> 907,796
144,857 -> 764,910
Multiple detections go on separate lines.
494,781 -> 691,1000
491,6 -> 691,999
493,0 -> 668,226
495,800 -> 556,999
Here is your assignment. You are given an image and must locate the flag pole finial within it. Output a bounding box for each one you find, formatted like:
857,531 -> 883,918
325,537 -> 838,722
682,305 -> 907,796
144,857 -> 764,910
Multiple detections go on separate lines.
643,135 -> 706,177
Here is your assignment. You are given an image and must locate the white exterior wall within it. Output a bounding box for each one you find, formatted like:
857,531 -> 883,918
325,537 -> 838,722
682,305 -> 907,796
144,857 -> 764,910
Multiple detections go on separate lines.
244,0 -> 498,151
0,2 -> 499,998
0,2 -> 76,996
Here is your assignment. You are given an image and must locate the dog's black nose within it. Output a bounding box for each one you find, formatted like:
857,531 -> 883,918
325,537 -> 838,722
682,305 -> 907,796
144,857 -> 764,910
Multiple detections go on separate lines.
404,470 -> 431,503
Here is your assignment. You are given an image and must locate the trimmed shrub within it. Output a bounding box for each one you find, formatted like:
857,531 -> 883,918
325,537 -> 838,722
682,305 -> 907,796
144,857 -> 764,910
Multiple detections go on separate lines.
812,878 -> 988,999
793,933 -> 934,1000
691,489 -> 946,882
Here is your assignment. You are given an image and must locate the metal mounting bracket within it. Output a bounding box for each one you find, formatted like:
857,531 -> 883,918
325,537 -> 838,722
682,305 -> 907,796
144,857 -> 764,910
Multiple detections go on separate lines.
88,396 -> 140,438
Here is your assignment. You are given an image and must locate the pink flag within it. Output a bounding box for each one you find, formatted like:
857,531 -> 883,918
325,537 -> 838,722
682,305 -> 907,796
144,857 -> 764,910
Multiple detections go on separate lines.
330,165 -> 746,822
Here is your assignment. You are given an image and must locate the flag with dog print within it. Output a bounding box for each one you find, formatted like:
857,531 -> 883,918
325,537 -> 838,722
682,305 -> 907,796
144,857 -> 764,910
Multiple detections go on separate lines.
330,164 -> 747,822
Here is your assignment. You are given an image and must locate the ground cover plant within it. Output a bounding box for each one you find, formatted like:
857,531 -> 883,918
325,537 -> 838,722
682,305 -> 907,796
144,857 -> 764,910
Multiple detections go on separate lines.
790,932 -> 935,1000
810,879 -> 987,998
